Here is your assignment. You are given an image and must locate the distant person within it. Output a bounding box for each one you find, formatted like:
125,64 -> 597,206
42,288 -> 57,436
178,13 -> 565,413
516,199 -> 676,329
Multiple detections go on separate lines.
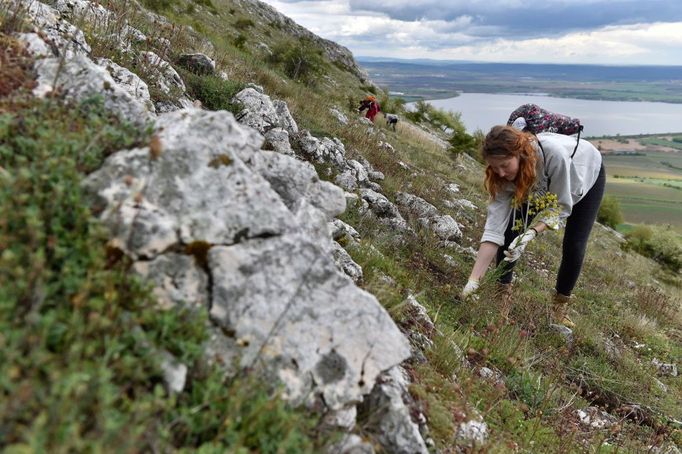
385,113 -> 399,131
359,95 -> 381,122
460,124 -> 605,327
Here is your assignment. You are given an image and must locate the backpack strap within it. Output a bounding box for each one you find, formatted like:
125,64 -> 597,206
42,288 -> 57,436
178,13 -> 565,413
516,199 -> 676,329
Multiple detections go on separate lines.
537,139 -> 551,188
570,125 -> 583,159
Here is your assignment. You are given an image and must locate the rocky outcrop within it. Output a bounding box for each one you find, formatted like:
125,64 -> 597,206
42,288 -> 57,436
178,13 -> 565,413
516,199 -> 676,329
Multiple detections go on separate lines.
235,0 -> 370,82
360,366 -> 429,454
176,53 -> 216,75
233,87 -> 299,135
83,107 -> 411,413
33,54 -> 154,126
396,192 -> 463,242
360,189 -> 409,232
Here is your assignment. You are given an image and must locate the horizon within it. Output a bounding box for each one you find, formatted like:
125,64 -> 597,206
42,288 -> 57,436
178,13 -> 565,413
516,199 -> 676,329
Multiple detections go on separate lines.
355,56 -> 682,69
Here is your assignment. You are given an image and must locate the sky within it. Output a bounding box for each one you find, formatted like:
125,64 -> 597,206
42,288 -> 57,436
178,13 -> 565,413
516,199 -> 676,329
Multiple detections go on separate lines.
258,0 -> 682,65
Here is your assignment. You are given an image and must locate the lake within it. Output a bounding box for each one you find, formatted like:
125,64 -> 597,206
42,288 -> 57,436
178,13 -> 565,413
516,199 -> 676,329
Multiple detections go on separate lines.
422,93 -> 682,137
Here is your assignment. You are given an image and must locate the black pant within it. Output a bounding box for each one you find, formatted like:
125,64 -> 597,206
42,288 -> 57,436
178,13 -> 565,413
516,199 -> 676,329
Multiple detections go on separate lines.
496,164 -> 606,296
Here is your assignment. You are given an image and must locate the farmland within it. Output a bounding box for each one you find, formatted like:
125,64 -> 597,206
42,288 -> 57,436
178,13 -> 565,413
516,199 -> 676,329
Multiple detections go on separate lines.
601,146 -> 682,232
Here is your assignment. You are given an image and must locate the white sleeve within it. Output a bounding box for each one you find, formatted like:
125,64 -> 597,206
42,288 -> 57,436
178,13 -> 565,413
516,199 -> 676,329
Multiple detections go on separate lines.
481,190 -> 513,246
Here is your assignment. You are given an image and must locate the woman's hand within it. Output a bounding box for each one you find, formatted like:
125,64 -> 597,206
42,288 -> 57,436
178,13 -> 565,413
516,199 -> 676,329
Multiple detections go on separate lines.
503,228 -> 537,262
461,279 -> 480,300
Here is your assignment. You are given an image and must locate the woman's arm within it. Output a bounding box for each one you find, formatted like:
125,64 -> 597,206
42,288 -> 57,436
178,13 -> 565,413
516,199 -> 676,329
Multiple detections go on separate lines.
468,241 -> 500,281
531,221 -> 548,234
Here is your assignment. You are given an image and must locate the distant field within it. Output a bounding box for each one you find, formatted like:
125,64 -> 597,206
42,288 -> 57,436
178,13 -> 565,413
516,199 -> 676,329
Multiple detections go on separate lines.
604,151 -> 682,178
603,151 -> 682,232
359,60 -> 682,104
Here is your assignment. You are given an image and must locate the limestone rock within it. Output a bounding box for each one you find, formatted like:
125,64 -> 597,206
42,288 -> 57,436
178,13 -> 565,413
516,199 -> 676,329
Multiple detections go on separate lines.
176,53 -> 216,75
331,241 -> 363,284
33,54 -> 153,127
263,128 -> 294,156
83,109 -> 293,259
455,420 -> 488,448
360,366 -> 428,454
131,253 -> 208,309
208,235 -> 411,410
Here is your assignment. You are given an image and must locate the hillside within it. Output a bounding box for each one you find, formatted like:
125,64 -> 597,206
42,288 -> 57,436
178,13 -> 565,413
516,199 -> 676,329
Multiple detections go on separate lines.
1,0 -> 681,452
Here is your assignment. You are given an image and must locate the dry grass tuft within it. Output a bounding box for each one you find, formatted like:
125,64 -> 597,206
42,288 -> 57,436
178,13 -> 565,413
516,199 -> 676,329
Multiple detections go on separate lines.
0,34 -> 35,99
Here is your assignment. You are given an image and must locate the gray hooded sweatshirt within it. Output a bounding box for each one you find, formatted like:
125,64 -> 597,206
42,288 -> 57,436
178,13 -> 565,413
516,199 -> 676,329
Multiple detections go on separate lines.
481,132 -> 603,246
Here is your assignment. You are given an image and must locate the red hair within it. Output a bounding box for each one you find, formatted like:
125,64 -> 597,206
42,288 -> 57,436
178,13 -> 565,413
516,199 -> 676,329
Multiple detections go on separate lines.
481,125 -> 538,203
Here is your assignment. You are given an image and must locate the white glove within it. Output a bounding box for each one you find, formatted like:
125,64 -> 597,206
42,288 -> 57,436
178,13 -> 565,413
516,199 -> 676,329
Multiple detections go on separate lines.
503,228 -> 537,263
461,279 -> 480,300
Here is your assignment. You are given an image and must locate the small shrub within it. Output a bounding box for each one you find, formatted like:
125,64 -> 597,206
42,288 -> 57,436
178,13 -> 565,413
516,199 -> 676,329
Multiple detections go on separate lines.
449,130 -> 479,158
625,224 -> 653,250
234,18 -> 255,30
625,224 -> 682,272
0,34 -> 35,97
140,0 -> 177,12
233,32 -> 247,49
362,84 -> 378,95
597,194 -> 624,228
0,1 -> 29,34
378,91 -> 406,115
269,38 -> 326,86
179,69 -> 244,113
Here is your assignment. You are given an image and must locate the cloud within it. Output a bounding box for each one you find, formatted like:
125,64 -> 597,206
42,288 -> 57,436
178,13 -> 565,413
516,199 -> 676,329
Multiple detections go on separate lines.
259,0 -> 682,65
354,0 -> 682,36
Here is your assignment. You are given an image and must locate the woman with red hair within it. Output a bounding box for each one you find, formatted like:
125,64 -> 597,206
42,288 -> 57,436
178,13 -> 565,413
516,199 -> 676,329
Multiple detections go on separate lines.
461,125 -> 605,326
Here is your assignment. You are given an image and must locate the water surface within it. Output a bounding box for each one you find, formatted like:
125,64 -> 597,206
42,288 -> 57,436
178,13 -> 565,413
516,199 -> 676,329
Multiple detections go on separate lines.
422,93 -> 682,136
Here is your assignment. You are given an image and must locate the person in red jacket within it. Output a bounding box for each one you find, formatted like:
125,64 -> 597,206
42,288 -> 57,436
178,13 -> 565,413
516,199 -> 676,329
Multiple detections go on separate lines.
359,95 -> 381,122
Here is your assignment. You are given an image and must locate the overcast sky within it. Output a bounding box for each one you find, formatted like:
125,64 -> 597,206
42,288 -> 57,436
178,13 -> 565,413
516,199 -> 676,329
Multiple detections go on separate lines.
259,0 -> 682,65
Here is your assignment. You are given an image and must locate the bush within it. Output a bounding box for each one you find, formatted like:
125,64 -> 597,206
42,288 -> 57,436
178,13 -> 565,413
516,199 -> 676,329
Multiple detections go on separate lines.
233,32 -> 247,50
404,100 -> 429,124
378,92 -> 406,115
626,225 -> 654,250
447,115 -> 480,159
597,194 -> 624,228
234,18 -> 255,30
179,69 -> 244,112
625,224 -> 682,273
140,0 -> 178,12
269,39 -> 327,86
449,130 -> 479,157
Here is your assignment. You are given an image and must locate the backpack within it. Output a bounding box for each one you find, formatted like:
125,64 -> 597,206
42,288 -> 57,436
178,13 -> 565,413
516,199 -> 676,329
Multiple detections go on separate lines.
506,103 -> 583,158
506,103 -> 584,188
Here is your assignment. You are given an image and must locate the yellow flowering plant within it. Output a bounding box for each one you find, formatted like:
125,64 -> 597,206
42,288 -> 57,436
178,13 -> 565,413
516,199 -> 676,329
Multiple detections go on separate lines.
511,192 -> 561,233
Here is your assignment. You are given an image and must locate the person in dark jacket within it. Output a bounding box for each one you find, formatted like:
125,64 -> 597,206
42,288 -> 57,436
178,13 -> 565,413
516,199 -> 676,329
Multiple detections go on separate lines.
385,113 -> 399,131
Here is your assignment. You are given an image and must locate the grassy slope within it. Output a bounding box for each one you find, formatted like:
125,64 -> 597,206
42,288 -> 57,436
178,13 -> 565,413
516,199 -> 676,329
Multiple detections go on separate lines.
2,0 -> 681,452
